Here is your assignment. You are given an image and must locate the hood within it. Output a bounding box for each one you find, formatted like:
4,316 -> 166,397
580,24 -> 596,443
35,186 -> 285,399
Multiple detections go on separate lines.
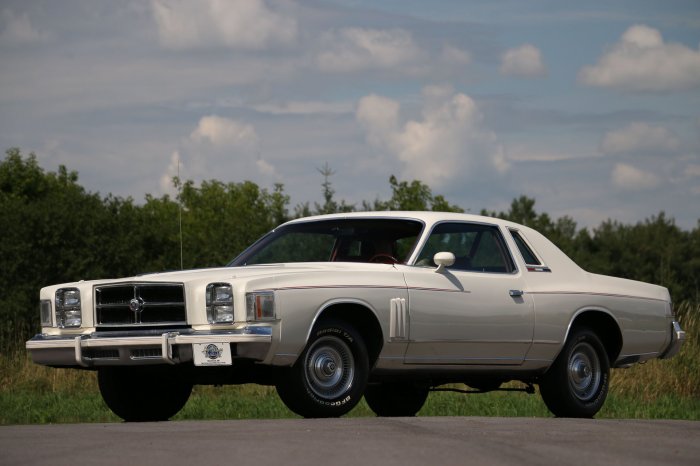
46,262 -> 399,289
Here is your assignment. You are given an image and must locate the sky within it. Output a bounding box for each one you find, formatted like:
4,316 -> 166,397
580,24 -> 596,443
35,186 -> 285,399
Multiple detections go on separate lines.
1,0 -> 699,230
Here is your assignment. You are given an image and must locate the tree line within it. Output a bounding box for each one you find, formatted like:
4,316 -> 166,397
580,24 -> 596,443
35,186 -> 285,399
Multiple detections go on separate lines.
1,148 -> 698,353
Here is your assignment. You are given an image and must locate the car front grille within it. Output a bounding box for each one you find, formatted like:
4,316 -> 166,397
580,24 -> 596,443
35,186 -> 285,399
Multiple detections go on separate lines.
95,283 -> 186,327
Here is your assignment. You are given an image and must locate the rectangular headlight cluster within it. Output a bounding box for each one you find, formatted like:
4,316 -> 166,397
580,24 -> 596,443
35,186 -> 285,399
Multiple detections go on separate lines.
55,288 -> 82,328
246,291 -> 275,321
206,283 -> 234,324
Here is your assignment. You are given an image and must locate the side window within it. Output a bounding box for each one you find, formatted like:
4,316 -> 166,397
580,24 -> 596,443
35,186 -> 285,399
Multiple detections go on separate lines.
415,223 -> 515,273
510,230 -> 541,266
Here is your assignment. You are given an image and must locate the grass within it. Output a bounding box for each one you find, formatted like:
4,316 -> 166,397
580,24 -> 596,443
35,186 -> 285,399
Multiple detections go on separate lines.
2,302 -> 698,425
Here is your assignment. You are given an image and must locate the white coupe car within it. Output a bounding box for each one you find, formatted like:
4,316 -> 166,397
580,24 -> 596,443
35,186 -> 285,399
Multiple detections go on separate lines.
26,212 -> 685,420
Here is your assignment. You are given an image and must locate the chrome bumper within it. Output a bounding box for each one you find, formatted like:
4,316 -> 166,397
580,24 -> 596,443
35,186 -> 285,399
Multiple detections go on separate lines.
660,320 -> 685,359
26,327 -> 272,367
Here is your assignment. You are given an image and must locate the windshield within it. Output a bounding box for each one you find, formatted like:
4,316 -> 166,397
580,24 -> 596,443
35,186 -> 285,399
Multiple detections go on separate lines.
229,218 -> 423,266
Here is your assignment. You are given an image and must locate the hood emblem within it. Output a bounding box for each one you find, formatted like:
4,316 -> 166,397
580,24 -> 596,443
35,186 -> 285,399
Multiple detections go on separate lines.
129,298 -> 143,313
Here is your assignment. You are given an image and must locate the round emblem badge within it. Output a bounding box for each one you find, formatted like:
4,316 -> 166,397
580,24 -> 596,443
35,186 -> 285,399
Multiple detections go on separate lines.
129,298 -> 142,313
204,344 -> 223,360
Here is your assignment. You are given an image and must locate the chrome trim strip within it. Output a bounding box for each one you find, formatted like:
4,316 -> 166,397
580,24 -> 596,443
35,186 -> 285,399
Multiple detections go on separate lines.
74,336 -> 88,367
162,332 -> 176,365
528,290 -> 668,303
274,284 -> 406,291
407,339 -> 533,344
410,287 -> 468,294
405,356 -> 524,364
274,284 -> 467,294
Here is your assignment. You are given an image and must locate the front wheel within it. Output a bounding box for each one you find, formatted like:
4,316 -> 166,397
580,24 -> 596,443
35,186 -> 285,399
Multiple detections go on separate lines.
98,366 -> 193,422
539,327 -> 610,418
276,320 -> 369,418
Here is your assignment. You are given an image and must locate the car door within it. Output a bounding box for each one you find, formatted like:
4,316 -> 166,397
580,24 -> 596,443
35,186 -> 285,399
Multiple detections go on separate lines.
403,222 -> 534,365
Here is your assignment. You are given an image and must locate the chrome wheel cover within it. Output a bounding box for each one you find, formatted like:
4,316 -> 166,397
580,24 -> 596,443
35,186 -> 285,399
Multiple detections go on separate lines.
303,336 -> 355,400
567,341 -> 601,401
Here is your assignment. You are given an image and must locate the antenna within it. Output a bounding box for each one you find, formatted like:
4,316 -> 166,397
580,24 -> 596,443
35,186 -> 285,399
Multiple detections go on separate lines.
178,156 -> 183,270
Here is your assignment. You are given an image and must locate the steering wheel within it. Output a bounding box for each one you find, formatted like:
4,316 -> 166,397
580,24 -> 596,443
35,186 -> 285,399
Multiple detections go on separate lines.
369,254 -> 399,264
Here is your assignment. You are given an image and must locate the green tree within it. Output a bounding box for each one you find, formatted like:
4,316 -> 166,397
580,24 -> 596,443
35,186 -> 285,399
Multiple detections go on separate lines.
575,213 -> 692,302
176,178 -> 290,267
481,195 -> 578,251
366,175 -> 463,212
0,148 -> 136,352
687,221 -> 700,303
313,163 -> 353,215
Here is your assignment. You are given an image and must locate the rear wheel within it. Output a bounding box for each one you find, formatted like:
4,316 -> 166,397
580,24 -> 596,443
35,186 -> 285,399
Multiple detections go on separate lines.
98,366 -> 192,422
539,327 -> 609,418
276,320 -> 368,418
364,383 -> 429,417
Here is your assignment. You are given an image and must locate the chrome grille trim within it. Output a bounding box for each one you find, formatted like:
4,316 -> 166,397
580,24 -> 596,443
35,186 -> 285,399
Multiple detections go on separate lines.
94,283 -> 186,327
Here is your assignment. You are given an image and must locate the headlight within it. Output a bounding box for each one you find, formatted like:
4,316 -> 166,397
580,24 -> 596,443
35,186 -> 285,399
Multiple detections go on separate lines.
40,300 -> 52,326
206,283 -> 234,323
55,288 -> 82,328
246,291 -> 275,321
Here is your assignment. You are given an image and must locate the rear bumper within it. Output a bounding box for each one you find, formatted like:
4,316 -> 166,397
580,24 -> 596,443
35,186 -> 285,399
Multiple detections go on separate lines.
659,320 -> 685,359
26,326 -> 272,368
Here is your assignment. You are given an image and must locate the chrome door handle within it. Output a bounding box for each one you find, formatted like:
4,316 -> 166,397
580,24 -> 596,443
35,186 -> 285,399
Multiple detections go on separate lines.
509,289 -> 524,297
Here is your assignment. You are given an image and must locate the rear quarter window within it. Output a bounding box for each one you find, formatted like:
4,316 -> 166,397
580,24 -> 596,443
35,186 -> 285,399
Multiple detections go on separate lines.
510,230 -> 542,266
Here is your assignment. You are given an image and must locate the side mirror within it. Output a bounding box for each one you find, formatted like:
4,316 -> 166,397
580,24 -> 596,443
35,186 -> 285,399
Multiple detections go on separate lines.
433,252 -> 455,273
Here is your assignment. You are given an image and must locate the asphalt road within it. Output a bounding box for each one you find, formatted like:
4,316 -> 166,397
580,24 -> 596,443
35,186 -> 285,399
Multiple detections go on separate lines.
1,417 -> 698,466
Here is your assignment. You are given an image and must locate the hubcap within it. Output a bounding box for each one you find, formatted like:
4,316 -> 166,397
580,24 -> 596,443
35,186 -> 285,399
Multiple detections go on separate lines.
567,342 -> 601,401
304,336 -> 354,400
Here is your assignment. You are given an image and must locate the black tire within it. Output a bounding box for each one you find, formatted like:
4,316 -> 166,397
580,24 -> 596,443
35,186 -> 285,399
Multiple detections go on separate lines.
539,327 -> 610,418
98,366 -> 193,422
276,320 -> 369,418
364,383 -> 429,417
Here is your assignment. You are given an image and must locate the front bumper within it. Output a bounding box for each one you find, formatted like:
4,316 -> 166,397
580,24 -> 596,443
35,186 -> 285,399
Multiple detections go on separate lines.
26,326 -> 272,368
659,320 -> 686,359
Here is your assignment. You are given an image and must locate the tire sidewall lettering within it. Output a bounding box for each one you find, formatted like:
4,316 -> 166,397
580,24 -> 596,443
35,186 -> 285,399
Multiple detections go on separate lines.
315,327 -> 354,344
303,384 -> 353,407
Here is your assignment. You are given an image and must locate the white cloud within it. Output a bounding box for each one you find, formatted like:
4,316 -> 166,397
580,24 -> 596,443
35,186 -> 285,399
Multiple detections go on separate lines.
256,158 -> 277,177
0,9 -> 49,45
356,85 -> 507,187
151,0 -> 297,50
600,122 -> 680,155
440,44 -> 471,66
160,115 -> 278,194
500,44 -> 546,78
250,100 -> 354,115
685,164 -> 700,178
612,163 -> 660,190
190,115 -> 259,149
579,24 -> 700,91
356,94 -> 400,149
507,145 -> 573,162
317,28 -> 424,73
